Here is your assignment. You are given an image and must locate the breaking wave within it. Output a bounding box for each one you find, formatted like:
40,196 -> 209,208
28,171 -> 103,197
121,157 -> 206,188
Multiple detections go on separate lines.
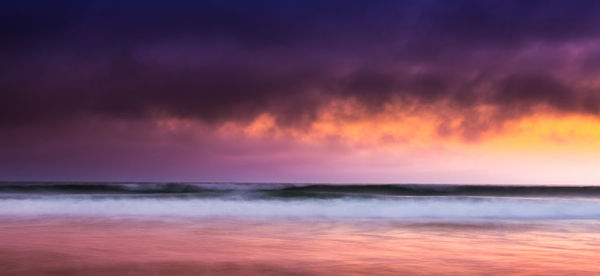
2,182 -> 600,198
1,183 -> 600,220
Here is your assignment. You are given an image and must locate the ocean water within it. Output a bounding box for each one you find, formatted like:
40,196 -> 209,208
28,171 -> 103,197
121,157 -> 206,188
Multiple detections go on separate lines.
1,183 -> 600,275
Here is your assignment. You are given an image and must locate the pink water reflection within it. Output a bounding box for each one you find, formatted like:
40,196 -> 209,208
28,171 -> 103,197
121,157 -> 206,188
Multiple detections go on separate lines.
1,217 -> 599,275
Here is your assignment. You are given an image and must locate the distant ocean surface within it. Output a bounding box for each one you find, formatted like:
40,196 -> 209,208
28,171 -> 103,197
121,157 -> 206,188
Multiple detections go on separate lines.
1,182 -> 600,275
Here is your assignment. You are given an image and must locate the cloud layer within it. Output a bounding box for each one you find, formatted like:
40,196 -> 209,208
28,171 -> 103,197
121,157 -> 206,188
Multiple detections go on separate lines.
3,1 -> 600,182
3,0 -> 600,132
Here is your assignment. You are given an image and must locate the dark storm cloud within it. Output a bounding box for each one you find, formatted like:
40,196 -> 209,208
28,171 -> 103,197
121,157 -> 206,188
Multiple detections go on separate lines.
582,51 -> 600,74
2,0 -> 600,129
494,74 -> 575,111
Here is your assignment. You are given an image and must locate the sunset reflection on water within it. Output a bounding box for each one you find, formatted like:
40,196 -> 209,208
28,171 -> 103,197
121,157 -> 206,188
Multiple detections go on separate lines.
1,217 -> 599,275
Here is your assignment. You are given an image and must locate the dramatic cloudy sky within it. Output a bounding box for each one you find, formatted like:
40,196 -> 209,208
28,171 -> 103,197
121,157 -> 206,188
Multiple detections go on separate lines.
2,0 -> 600,183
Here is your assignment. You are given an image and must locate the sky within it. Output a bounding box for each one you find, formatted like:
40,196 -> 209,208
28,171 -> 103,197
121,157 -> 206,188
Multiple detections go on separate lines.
2,0 -> 600,184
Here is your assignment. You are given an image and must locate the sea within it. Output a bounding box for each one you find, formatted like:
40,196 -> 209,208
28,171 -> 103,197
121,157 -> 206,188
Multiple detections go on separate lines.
1,182 -> 599,275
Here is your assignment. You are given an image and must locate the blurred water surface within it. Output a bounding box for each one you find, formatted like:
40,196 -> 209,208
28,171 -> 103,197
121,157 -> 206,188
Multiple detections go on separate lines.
1,217 -> 599,275
1,183 -> 599,275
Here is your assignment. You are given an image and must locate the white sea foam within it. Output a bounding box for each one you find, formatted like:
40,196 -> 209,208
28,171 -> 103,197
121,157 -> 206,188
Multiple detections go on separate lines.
1,196 -> 599,220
